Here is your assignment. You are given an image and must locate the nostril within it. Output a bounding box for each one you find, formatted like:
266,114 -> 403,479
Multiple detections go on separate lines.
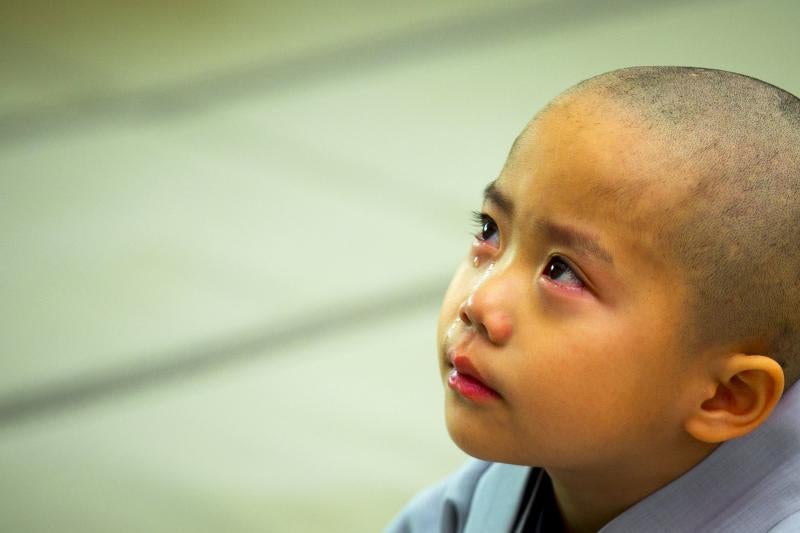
456,284 -> 513,345
459,304 -> 491,338
458,299 -> 473,326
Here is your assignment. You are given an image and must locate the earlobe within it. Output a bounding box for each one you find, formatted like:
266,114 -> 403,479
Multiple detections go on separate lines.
684,354 -> 785,443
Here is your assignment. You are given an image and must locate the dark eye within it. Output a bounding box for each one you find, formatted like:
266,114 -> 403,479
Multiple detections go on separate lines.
470,211 -> 500,247
543,256 -> 584,288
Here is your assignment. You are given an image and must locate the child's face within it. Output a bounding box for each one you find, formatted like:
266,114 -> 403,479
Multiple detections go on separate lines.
437,95 -> 709,470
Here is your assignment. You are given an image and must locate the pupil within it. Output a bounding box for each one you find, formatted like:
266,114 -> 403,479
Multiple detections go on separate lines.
549,260 -> 566,277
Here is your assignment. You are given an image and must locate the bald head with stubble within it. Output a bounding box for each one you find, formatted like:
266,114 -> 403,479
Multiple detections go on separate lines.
536,66 -> 800,384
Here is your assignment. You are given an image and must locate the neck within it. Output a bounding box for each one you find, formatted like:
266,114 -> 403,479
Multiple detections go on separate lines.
546,438 -> 719,533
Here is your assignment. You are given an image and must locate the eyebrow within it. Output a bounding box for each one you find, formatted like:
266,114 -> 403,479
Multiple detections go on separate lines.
535,219 -> 615,265
483,180 -> 514,216
482,180 -> 615,265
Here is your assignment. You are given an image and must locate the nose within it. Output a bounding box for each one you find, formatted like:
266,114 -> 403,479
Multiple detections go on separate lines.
458,272 -> 515,346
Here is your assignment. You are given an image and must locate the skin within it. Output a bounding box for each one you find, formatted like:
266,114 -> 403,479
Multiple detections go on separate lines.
436,93 -> 785,533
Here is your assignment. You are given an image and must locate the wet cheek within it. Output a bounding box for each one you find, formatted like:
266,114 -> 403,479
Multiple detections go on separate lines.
437,263 -> 472,332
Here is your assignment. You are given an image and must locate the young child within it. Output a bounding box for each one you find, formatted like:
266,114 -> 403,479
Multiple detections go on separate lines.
385,66 -> 800,533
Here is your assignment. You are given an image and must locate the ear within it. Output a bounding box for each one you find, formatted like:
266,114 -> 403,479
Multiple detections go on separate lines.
684,354 -> 785,443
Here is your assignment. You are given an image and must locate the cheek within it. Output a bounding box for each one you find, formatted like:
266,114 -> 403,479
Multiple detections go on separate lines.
437,262 -> 471,336
562,332 -> 672,420
512,326 -> 653,434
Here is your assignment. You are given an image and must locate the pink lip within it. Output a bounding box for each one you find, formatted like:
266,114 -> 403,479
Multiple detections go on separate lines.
447,354 -> 501,401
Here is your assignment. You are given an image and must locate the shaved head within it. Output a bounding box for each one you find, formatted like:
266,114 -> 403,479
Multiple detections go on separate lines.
552,67 -> 800,384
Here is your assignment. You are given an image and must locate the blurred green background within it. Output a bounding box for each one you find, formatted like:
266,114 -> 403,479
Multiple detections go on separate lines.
1,1 -> 798,531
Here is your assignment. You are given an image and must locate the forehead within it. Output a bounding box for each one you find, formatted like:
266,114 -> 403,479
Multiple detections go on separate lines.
497,95 -> 681,268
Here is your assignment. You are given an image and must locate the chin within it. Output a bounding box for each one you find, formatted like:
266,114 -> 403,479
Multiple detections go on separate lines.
447,426 -> 499,462
444,401 -> 513,463
444,400 -> 549,467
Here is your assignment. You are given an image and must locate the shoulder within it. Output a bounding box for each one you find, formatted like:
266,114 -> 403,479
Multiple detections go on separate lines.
384,459 -> 532,533
383,459 -> 493,533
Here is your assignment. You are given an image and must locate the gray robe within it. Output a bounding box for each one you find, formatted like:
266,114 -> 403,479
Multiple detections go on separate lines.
386,382 -> 800,532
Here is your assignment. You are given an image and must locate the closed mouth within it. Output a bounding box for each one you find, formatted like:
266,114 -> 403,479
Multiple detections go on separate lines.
447,353 -> 501,398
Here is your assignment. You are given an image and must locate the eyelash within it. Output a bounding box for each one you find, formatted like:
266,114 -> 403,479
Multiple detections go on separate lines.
470,210 -> 498,244
468,210 -> 585,289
